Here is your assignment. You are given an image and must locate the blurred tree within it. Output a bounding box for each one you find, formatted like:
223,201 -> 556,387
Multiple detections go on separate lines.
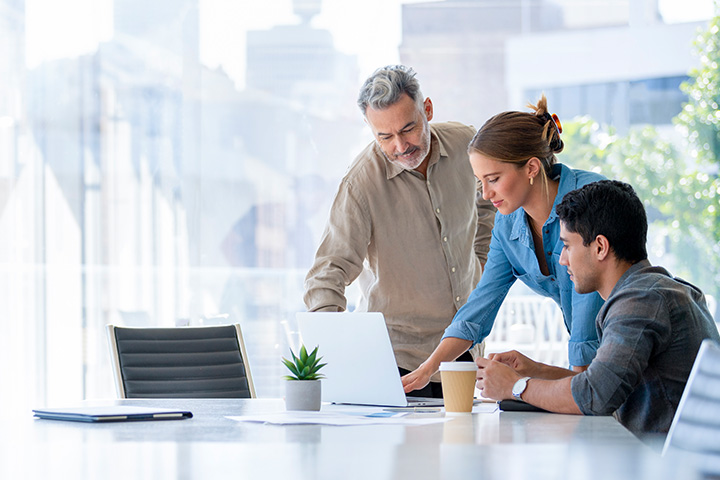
561,1 -> 720,308
676,0 -> 720,265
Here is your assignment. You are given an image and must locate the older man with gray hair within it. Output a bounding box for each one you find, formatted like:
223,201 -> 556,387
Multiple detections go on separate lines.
303,65 -> 496,398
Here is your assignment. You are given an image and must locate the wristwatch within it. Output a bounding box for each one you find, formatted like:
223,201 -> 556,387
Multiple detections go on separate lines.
512,376 -> 532,400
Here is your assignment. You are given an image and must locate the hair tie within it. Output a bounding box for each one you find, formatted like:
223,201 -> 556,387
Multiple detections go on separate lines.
551,114 -> 562,134
542,112 -> 562,150
542,112 -> 562,134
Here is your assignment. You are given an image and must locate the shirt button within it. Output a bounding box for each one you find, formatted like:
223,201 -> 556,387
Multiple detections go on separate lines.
547,251 -> 551,256
545,229 -> 549,234
456,296 -> 460,302
436,208 -> 440,214
443,236 -> 448,242
550,278 -> 555,282
451,267 -> 456,273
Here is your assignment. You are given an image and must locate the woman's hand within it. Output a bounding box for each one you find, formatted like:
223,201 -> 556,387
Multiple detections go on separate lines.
401,364 -> 433,393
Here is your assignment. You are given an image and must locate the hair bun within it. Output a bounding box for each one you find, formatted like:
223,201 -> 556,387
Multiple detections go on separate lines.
551,137 -> 564,154
527,94 -> 549,117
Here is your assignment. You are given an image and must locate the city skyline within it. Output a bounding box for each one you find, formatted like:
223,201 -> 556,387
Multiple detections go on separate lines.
23,0 -> 715,90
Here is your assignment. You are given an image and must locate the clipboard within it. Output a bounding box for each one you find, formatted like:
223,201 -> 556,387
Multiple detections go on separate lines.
32,406 -> 193,423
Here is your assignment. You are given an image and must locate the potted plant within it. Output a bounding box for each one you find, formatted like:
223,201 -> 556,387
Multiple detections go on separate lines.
282,344 -> 326,411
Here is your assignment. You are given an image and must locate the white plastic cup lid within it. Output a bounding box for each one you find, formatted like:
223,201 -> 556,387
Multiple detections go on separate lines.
439,361 -> 477,372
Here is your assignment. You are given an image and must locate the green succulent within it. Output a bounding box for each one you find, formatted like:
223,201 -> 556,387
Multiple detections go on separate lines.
282,345 -> 327,381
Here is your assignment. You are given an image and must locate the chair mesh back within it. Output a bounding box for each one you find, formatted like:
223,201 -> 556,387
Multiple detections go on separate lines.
113,325 -> 252,398
663,340 -> 720,474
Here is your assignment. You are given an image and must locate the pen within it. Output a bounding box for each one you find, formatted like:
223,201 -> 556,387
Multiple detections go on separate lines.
476,397 -> 499,404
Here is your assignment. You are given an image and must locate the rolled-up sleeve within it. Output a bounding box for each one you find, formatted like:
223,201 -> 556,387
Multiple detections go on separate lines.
303,180 -> 371,312
571,290 -> 668,415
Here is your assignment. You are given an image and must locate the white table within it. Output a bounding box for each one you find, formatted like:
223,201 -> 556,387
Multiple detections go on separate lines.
0,399 -> 703,480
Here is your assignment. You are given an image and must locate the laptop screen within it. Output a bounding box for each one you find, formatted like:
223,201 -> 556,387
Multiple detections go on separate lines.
296,312 -> 412,406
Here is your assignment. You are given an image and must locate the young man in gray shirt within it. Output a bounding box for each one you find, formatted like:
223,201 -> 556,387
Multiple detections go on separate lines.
475,180 -> 720,439
304,65 -> 495,397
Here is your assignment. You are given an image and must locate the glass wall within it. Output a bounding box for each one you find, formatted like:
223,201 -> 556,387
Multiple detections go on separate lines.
0,0 -> 716,408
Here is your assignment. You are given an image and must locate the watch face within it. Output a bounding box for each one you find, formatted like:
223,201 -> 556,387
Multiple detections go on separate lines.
512,377 -> 529,397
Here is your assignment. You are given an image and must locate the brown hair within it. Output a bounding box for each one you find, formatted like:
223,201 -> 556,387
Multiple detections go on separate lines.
468,94 -> 563,197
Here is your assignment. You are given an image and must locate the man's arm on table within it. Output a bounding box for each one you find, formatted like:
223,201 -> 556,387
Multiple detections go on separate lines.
477,352 -> 582,414
517,377 -> 582,414
402,337 -> 472,393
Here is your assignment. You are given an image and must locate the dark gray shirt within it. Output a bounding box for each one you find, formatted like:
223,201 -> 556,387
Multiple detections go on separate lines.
571,259 -> 720,438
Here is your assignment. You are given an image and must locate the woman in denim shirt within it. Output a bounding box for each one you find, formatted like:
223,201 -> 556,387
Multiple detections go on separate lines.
403,96 -> 605,394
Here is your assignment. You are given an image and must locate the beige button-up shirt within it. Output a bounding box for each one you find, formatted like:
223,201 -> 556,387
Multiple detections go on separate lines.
303,122 -> 496,375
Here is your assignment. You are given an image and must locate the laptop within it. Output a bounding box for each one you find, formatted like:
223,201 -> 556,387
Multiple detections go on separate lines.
33,406 -> 193,423
296,312 -> 444,407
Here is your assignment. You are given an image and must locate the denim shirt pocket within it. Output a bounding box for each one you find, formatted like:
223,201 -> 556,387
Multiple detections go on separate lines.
513,270 -> 557,300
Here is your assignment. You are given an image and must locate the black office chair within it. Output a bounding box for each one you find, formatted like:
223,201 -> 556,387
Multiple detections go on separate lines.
107,324 -> 256,398
663,339 -> 720,475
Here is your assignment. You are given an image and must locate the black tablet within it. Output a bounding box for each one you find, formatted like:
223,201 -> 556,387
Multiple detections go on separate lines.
498,399 -> 549,413
33,406 -> 193,423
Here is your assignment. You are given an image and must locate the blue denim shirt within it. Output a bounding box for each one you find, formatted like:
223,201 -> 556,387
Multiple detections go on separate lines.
443,164 -> 605,366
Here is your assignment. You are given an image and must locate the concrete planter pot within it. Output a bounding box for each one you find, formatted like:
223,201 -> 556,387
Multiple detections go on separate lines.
285,379 -> 322,411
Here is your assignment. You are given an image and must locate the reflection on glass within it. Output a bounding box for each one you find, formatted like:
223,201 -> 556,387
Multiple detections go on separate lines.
0,0 -> 715,409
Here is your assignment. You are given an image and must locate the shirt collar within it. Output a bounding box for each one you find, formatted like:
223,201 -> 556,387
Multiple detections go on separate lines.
509,163 -> 571,242
548,163 -> 576,222
384,125 -> 444,180
608,259 -> 652,298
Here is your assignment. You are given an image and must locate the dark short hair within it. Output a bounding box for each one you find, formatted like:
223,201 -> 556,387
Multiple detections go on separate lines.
556,180 -> 648,263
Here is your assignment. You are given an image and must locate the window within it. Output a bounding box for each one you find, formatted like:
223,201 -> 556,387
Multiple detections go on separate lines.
1,0 -> 715,408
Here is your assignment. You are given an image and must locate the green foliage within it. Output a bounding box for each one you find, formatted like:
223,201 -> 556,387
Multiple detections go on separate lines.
282,344 -> 327,381
562,118 -> 719,300
559,4 -> 720,305
677,3 -> 720,165
675,1 -> 720,280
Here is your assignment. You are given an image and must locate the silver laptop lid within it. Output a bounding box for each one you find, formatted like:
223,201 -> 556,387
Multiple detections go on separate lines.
296,312 -> 409,407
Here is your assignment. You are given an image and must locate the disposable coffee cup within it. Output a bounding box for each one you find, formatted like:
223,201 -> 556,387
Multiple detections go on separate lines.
439,362 -> 478,414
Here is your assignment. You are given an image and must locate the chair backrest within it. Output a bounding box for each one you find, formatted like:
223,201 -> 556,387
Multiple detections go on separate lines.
663,339 -> 720,474
107,324 -> 256,398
